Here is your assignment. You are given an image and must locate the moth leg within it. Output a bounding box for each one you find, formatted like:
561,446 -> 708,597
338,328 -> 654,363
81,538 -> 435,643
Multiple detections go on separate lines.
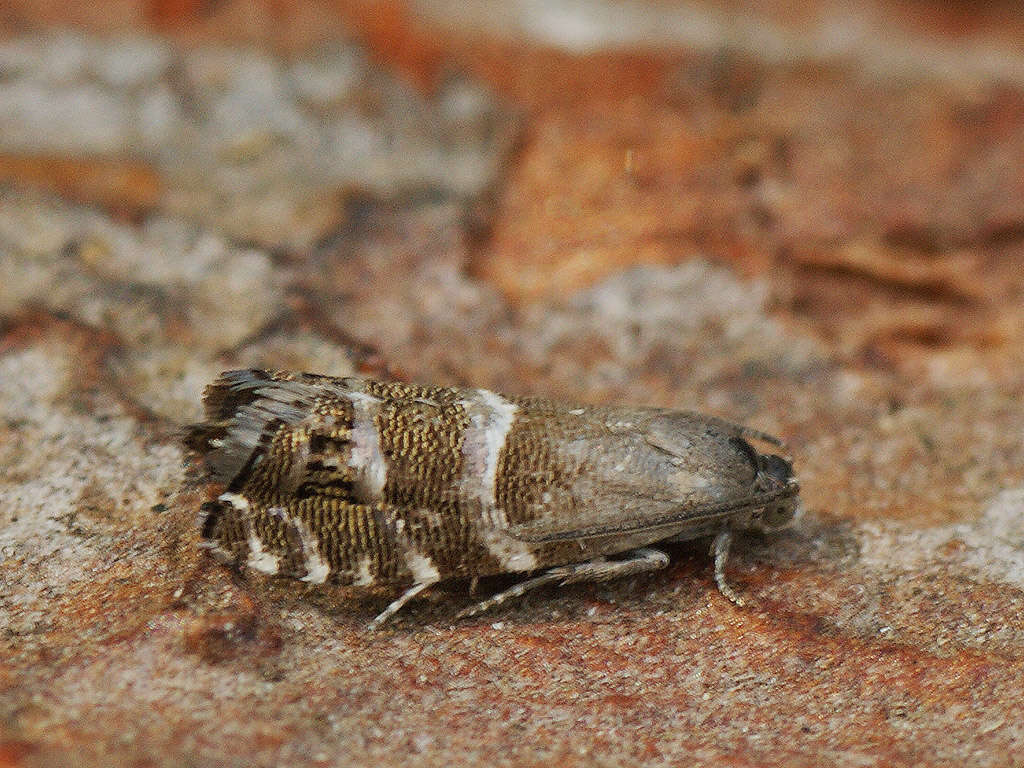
457,547 -> 670,620
367,580 -> 436,630
712,529 -> 745,606
455,571 -> 563,620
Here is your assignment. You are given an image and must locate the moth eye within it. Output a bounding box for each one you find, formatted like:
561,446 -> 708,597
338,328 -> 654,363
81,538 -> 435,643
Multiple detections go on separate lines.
760,454 -> 794,486
763,505 -> 794,527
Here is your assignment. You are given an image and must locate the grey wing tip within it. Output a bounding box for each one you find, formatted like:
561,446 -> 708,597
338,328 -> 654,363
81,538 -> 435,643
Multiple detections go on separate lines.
202,369 -> 275,419
187,369 -> 344,486
217,368 -> 276,389
185,369 -> 281,485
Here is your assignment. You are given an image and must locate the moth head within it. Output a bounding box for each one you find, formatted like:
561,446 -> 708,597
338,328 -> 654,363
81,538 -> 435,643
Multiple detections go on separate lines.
750,453 -> 801,532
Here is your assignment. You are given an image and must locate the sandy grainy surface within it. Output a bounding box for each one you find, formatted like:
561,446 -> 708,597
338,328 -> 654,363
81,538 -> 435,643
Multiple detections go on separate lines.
2,4 -> 1024,767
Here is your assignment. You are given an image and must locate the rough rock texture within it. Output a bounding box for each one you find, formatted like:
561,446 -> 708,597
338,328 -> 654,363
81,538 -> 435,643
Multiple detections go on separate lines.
2,4 -> 1024,767
0,30 -> 513,250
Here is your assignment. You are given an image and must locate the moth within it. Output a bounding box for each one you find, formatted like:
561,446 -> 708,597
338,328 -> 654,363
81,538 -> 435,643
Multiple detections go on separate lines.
187,370 -> 800,628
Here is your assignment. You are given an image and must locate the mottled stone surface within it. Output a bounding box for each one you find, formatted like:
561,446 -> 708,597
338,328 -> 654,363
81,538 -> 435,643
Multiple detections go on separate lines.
0,30 -> 514,250
2,5 -> 1024,768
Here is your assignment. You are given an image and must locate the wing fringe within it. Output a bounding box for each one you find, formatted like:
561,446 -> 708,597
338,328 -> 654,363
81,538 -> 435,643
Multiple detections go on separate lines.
184,369 -> 333,485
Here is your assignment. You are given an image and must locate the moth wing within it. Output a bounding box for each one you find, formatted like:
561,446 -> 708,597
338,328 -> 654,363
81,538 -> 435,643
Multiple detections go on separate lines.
187,369 -> 362,493
503,409 -> 792,544
504,491 -> 786,543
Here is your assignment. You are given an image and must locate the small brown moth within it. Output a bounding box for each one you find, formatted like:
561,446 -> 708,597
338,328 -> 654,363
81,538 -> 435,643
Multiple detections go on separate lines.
187,370 -> 800,628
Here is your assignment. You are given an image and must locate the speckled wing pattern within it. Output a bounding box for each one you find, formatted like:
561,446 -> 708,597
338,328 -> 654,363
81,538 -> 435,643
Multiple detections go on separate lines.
186,369 -> 800,624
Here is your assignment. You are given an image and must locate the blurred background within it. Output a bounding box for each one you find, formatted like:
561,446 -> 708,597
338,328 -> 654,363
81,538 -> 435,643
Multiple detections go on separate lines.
3,3 -> 1024,767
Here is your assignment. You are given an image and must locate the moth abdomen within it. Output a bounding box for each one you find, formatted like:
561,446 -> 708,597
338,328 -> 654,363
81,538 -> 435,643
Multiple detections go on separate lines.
186,369 -> 801,626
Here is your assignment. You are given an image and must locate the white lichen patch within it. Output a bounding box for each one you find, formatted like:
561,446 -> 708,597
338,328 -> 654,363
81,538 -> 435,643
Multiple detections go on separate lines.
856,488 -> 1024,591
0,32 -> 512,251
0,189 -> 291,420
0,343 -> 181,624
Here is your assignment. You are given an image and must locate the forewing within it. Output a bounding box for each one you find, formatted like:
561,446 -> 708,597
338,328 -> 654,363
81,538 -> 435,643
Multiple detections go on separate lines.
188,369 -> 364,499
502,408 -> 788,544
